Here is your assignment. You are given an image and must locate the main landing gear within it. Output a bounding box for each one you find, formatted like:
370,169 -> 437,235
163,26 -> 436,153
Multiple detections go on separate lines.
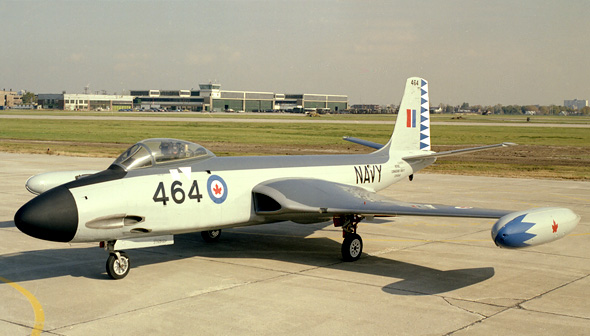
334,215 -> 364,261
201,229 -> 222,243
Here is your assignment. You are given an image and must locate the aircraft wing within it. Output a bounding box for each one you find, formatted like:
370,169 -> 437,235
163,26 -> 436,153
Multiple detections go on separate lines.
252,178 -> 511,223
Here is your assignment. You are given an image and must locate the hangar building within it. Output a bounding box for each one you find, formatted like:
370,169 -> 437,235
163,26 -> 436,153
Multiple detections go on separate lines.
37,93 -> 134,111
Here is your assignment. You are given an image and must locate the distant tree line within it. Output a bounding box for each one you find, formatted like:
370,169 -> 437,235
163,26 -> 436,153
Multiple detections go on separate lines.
22,92 -> 37,104
346,105 -> 397,114
439,102 -> 590,116
347,103 -> 589,116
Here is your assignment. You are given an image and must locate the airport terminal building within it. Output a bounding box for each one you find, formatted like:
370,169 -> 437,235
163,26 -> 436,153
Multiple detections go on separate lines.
36,83 -> 347,112
131,83 -> 348,112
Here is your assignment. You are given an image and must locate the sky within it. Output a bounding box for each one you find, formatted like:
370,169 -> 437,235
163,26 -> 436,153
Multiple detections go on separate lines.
1,0 -> 588,106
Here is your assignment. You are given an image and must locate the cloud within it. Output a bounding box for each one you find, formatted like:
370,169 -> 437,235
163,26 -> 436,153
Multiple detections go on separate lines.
185,53 -> 215,66
113,52 -> 152,72
184,45 -> 242,66
227,50 -> 241,63
350,21 -> 417,55
69,53 -> 84,62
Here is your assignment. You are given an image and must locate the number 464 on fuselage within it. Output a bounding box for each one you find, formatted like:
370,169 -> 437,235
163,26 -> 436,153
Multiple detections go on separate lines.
15,77 -> 581,279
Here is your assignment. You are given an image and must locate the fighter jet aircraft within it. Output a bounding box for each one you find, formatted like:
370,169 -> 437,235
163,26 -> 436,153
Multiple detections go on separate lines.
14,77 -> 580,279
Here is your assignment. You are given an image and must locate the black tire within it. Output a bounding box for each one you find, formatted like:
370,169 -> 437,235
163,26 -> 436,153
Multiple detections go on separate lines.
341,233 -> 363,262
201,229 -> 221,243
106,251 -> 130,280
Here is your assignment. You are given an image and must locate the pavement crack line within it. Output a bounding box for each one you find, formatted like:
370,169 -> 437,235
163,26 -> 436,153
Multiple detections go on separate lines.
444,306 -> 512,335
202,254 -> 450,297
45,270 -> 302,334
441,297 -> 488,319
0,318 -> 62,335
46,257 -> 360,333
445,273 -> 590,335
515,272 -> 590,320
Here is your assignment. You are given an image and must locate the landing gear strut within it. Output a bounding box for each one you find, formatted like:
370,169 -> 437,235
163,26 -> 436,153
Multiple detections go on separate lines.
103,241 -> 130,280
334,215 -> 364,261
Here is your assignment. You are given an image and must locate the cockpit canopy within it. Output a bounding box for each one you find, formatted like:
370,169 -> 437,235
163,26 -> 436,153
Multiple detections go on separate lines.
112,138 -> 215,171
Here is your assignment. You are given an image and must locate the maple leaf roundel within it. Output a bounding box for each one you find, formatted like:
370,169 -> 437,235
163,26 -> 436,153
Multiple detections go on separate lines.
207,175 -> 228,204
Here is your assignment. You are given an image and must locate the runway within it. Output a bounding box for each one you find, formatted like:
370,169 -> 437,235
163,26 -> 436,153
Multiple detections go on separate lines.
1,153 -> 588,335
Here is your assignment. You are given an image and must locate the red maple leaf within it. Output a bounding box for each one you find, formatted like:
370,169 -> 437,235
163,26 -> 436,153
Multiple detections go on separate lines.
213,183 -> 223,195
552,220 -> 558,233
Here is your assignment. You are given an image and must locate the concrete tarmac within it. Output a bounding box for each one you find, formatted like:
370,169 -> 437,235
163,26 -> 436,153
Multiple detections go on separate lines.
0,153 -> 588,335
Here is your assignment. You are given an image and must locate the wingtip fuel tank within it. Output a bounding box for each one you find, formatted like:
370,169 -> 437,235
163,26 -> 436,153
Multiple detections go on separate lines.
25,170 -> 99,195
492,207 -> 580,248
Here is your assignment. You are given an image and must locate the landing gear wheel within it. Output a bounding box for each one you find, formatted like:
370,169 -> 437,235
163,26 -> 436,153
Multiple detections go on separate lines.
201,229 -> 221,243
341,233 -> 363,262
106,251 -> 130,280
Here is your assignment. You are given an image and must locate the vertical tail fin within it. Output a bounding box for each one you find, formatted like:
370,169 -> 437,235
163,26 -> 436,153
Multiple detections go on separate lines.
387,77 -> 430,153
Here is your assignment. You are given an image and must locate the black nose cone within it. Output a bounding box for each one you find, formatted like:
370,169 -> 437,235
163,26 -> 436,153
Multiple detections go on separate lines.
14,185 -> 78,242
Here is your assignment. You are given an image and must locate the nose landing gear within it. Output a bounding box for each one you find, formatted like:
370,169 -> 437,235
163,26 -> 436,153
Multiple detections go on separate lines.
103,241 -> 130,279
106,251 -> 130,280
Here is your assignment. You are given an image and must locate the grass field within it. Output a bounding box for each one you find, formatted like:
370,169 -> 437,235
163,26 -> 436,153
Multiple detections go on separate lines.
2,110 -> 590,124
1,115 -> 588,180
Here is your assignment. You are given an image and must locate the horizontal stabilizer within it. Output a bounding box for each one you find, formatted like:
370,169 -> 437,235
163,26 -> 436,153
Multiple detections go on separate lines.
342,136 -> 384,150
403,142 -> 516,161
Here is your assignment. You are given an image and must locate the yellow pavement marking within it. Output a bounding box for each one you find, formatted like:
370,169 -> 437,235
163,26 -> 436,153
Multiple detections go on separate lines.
0,276 -> 44,336
570,232 -> 590,236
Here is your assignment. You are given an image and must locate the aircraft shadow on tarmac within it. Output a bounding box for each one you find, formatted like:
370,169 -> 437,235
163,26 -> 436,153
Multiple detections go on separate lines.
0,221 -> 494,295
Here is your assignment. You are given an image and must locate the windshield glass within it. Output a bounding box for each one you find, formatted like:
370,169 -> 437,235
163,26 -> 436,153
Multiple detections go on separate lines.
113,138 -> 215,171
114,144 -> 153,170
